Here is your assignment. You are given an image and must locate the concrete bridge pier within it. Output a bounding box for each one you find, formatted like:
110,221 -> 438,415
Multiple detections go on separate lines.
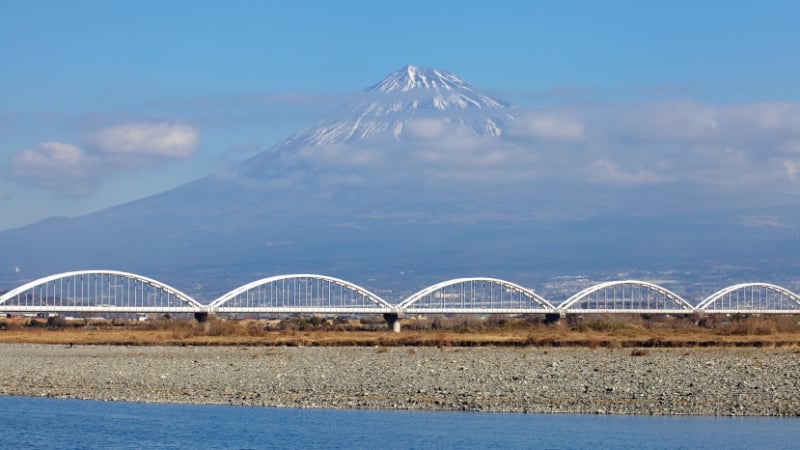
383,313 -> 403,333
194,311 -> 210,323
544,312 -> 565,324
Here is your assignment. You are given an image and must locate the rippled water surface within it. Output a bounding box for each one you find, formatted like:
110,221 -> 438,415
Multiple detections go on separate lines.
1,396 -> 798,449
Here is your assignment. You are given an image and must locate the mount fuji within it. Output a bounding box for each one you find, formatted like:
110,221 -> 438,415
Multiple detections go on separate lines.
282,64 -> 510,146
2,65 -> 798,298
245,64 -> 513,177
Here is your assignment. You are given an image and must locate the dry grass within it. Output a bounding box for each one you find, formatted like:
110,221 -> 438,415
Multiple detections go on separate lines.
1,314 -> 800,347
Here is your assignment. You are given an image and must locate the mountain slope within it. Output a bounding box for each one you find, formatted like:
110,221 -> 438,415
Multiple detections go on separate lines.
2,65 -> 799,297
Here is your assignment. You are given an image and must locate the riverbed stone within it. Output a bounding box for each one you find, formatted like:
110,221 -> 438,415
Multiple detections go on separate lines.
0,344 -> 799,415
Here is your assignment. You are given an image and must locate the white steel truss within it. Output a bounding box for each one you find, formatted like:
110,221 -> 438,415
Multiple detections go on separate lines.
3,272 -> 800,316
398,277 -> 556,313
558,280 -> 694,313
696,282 -> 800,313
210,274 -> 394,314
0,270 -> 205,313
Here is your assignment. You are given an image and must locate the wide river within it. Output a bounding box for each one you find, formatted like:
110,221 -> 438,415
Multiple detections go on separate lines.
1,396 -> 798,449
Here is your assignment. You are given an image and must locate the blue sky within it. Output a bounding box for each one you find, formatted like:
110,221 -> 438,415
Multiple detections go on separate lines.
2,1 -> 800,230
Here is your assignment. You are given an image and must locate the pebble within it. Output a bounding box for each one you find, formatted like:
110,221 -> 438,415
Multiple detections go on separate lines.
0,344 -> 798,415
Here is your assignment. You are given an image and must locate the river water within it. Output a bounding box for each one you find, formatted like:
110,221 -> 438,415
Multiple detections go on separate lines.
1,396 -> 798,449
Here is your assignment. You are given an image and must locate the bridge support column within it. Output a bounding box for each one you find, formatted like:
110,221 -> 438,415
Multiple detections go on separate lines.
383,313 -> 402,333
194,311 -> 211,323
544,312 -> 565,325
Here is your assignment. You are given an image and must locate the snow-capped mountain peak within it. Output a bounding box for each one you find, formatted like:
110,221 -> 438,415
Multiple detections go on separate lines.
267,65 -> 513,151
368,64 -> 469,93
365,65 -> 506,110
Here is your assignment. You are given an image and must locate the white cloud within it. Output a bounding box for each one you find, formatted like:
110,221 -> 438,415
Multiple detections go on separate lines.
618,101 -> 719,141
87,122 -> 198,158
284,99 -> 800,195
7,121 -> 201,197
13,96 -> 800,205
738,215 -> 787,228
783,159 -> 800,182
589,160 -> 666,186
299,143 -> 382,166
725,102 -> 800,135
13,141 -> 85,167
508,113 -> 584,140
9,141 -> 98,196
404,118 -> 450,139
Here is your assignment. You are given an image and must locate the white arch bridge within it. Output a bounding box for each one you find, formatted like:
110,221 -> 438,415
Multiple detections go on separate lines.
3,271 -> 800,331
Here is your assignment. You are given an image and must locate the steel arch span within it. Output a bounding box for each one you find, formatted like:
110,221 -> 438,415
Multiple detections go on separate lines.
0,270 -> 204,313
210,274 -> 394,314
397,277 -> 555,314
558,280 -> 693,313
696,283 -> 800,313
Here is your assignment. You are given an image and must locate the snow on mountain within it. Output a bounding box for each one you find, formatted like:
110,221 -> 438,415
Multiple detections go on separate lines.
369,64 -> 469,93
366,64 -> 507,108
276,65 -> 514,149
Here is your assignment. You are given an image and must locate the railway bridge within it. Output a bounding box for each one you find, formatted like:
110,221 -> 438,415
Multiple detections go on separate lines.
3,270 -> 800,331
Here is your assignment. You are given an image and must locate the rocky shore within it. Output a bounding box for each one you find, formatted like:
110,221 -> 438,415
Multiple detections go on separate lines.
0,343 -> 798,416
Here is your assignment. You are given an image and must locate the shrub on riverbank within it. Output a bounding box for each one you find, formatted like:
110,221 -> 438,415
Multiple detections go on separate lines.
2,313 -> 800,347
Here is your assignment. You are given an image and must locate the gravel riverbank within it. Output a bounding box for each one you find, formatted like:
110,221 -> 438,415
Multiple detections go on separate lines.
0,344 -> 798,415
